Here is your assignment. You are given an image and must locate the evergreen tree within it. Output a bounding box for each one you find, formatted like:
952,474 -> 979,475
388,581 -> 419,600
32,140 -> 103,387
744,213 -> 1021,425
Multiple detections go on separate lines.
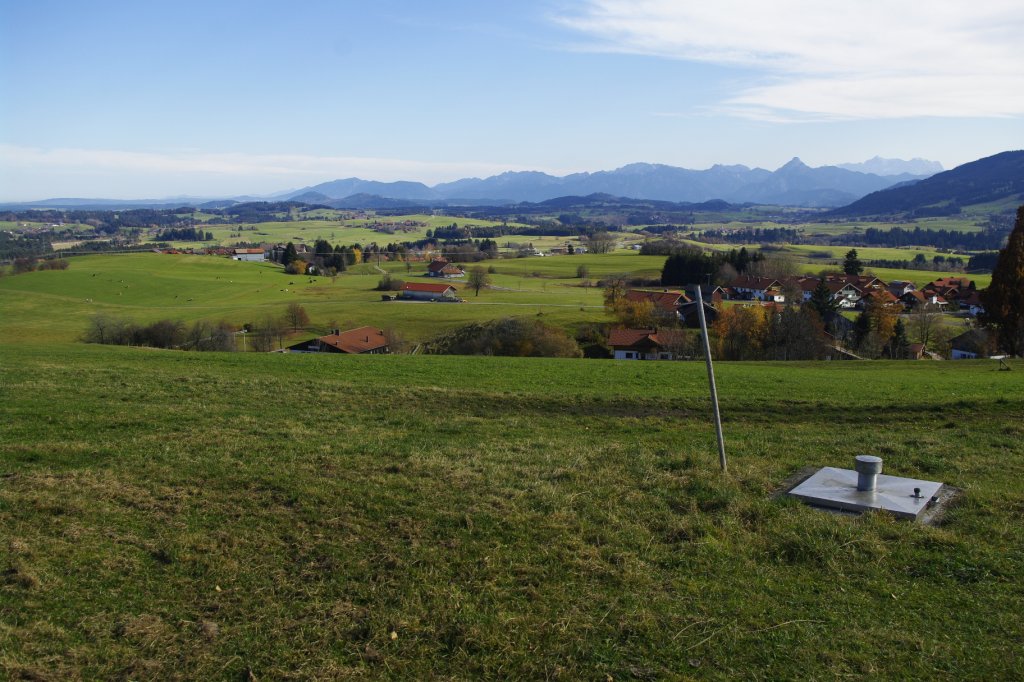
981,205 -> 1024,355
807,279 -> 838,318
282,241 -> 298,265
843,249 -> 864,276
887,319 -> 910,359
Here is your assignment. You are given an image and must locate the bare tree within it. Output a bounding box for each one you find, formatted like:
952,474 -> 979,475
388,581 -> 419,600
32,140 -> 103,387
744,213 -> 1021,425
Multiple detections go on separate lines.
467,266 -> 491,296
283,302 -> 310,331
909,302 -> 943,349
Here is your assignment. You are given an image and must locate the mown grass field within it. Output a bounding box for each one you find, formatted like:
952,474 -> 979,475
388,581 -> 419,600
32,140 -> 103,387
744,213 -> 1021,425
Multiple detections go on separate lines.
1,344 -> 1022,679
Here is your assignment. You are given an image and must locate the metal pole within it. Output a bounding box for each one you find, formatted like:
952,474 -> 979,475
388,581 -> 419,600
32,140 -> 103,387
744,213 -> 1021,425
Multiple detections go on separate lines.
696,286 -> 727,472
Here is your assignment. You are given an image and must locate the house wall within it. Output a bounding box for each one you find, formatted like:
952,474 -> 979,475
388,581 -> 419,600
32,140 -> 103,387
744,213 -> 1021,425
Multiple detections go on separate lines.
402,290 -> 454,301
951,349 -> 978,360
613,350 -> 673,360
233,253 -> 265,262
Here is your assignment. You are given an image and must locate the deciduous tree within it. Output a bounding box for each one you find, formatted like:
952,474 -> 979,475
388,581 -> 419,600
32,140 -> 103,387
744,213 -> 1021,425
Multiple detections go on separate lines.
467,266 -> 491,296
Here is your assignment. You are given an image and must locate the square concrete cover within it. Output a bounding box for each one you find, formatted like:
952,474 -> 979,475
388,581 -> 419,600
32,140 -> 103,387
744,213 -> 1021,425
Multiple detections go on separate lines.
788,467 -> 944,521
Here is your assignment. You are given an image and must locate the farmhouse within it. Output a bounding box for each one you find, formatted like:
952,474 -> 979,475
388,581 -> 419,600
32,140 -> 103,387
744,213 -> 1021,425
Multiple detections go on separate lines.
401,281 -> 460,301
728,275 -> 784,302
426,258 -> 465,278
949,329 -> 993,359
608,328 -> 686,360
232,248 -> 266,262
625,289 -> 690,314
287,326 -> 389,354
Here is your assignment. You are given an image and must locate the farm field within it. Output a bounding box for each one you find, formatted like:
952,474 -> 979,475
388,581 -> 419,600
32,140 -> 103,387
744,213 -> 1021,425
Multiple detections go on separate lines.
144,213 -> 539,250
0,249 -> 993,349
0,253 -> 611,345
1,344 -> 1022,679
690,217 -> 987,236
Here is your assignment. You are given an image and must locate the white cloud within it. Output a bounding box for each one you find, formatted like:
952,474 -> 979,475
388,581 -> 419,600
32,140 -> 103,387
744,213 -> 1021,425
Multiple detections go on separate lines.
0,145 -> 541,200
555,0 -> 1024,120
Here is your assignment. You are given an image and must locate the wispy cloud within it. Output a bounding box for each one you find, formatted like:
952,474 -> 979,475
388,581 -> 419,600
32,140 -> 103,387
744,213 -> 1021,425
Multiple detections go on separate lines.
0,145 -> 554,200
0,145 -> 528,184
555,0 -> 1024,120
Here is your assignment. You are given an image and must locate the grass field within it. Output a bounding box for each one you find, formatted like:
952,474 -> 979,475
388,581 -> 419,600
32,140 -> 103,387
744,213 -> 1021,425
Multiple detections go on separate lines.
0,253 -> 611,345
1,344 -> 1022,679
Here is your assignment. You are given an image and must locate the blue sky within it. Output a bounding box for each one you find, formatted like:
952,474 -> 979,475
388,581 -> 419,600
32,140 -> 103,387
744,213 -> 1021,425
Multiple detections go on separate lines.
1,0 -> 1022,200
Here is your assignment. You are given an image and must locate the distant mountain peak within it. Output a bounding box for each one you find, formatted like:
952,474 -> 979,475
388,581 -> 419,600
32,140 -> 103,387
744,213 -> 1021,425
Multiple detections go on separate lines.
779,157 -> 809,171
837,156 -> 944,177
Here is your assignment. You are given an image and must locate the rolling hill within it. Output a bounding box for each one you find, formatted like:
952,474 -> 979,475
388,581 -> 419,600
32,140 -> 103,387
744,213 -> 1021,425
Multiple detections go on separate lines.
832,150 -> 1024,217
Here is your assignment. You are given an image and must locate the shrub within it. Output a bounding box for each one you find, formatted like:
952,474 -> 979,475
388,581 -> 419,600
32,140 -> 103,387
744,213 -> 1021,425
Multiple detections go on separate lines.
425,318 -> 582,358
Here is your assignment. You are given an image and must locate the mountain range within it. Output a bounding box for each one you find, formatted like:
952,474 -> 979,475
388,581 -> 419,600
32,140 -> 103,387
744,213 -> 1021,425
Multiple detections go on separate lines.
832,150 -> 1024,217
284,158 -> 935,208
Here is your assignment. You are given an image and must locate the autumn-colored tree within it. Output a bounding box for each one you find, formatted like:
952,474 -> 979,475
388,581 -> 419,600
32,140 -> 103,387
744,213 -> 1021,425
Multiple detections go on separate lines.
602,275 -> 628,308
853,295 -> 899,358
611,298 -> 657,329
981,205 -> 1024,355
712,304 -> 769,360
285,260 -> 307,275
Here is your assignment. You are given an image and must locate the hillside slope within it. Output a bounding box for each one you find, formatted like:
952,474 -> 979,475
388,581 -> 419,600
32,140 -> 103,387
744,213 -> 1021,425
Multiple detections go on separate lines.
832,150 -> 1024,217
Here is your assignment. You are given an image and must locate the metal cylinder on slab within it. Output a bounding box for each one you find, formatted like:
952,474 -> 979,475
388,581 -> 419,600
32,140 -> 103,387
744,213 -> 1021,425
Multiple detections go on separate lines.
855,455 -> 883,492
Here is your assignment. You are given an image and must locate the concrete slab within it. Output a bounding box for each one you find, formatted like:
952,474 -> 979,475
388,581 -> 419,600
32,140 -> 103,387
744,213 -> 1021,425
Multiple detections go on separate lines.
788,466 -> 944,521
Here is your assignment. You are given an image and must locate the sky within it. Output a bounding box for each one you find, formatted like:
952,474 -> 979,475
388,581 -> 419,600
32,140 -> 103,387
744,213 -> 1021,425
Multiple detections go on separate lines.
1,0 -> 1022,201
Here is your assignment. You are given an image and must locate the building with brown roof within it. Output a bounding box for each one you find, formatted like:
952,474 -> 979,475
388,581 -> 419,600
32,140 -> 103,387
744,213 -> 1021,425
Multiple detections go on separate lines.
608,328 -> 687,360
400,281 -> 460,301
426,258 -> 465,278
287,326 -> 389,354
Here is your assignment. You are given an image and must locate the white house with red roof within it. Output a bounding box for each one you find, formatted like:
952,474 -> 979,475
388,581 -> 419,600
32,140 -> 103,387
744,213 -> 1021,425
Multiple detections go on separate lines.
608,328 -> 686,360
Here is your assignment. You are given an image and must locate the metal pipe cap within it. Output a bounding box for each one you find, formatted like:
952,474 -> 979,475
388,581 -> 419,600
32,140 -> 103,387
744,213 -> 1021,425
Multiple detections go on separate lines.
854,455 -> 883,475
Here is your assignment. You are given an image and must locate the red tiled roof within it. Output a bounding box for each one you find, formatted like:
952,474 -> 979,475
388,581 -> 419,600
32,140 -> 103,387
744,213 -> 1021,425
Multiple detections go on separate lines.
402,281 -> 456,293
607,328 -> 685,349
317,326 -> 388,354
625,289 -> 689,311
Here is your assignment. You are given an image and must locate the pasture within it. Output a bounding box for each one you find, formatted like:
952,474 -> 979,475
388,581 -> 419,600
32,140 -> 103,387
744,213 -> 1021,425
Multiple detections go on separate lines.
1,344 -> 1022,679
0,253 -> 611,345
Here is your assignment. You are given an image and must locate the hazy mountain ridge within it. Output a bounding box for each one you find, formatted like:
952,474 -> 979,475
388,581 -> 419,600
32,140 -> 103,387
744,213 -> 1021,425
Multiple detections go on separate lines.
836,156 -> 944,176
287,158 -> 934,208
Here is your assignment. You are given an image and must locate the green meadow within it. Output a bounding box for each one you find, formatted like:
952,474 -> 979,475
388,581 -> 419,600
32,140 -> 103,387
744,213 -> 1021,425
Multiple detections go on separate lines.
1,342 -> 1022,679
1,248 -> 1023,679
0,253 -> 610,345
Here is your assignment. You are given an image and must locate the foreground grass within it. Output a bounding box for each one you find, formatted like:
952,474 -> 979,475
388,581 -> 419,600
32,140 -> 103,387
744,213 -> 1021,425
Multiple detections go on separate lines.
1,344 -> 1023,679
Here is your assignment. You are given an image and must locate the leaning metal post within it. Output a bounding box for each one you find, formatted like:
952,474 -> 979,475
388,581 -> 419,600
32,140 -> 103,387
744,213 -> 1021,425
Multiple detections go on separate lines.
695,286 -> 727,472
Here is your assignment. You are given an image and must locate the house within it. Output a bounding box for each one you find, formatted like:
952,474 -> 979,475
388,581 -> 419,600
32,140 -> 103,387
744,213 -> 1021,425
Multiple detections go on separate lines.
286,326 -> 389,354
907,343 -> 925,360
960,290 -> 986,317
232,248 -> 266,262
949,329 -> 992,359
900,290 -> 949,311
887,280 -> 916,297
625,289 -> 690,315
400,281 -> 460,301
426,258 -> 465,278
858,289 -> 900,310
728,275 -> 784,302
678,301 -> 719,328
608,328 -> 686,360
924,277 -> 976,304
826,281 -> 863,309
